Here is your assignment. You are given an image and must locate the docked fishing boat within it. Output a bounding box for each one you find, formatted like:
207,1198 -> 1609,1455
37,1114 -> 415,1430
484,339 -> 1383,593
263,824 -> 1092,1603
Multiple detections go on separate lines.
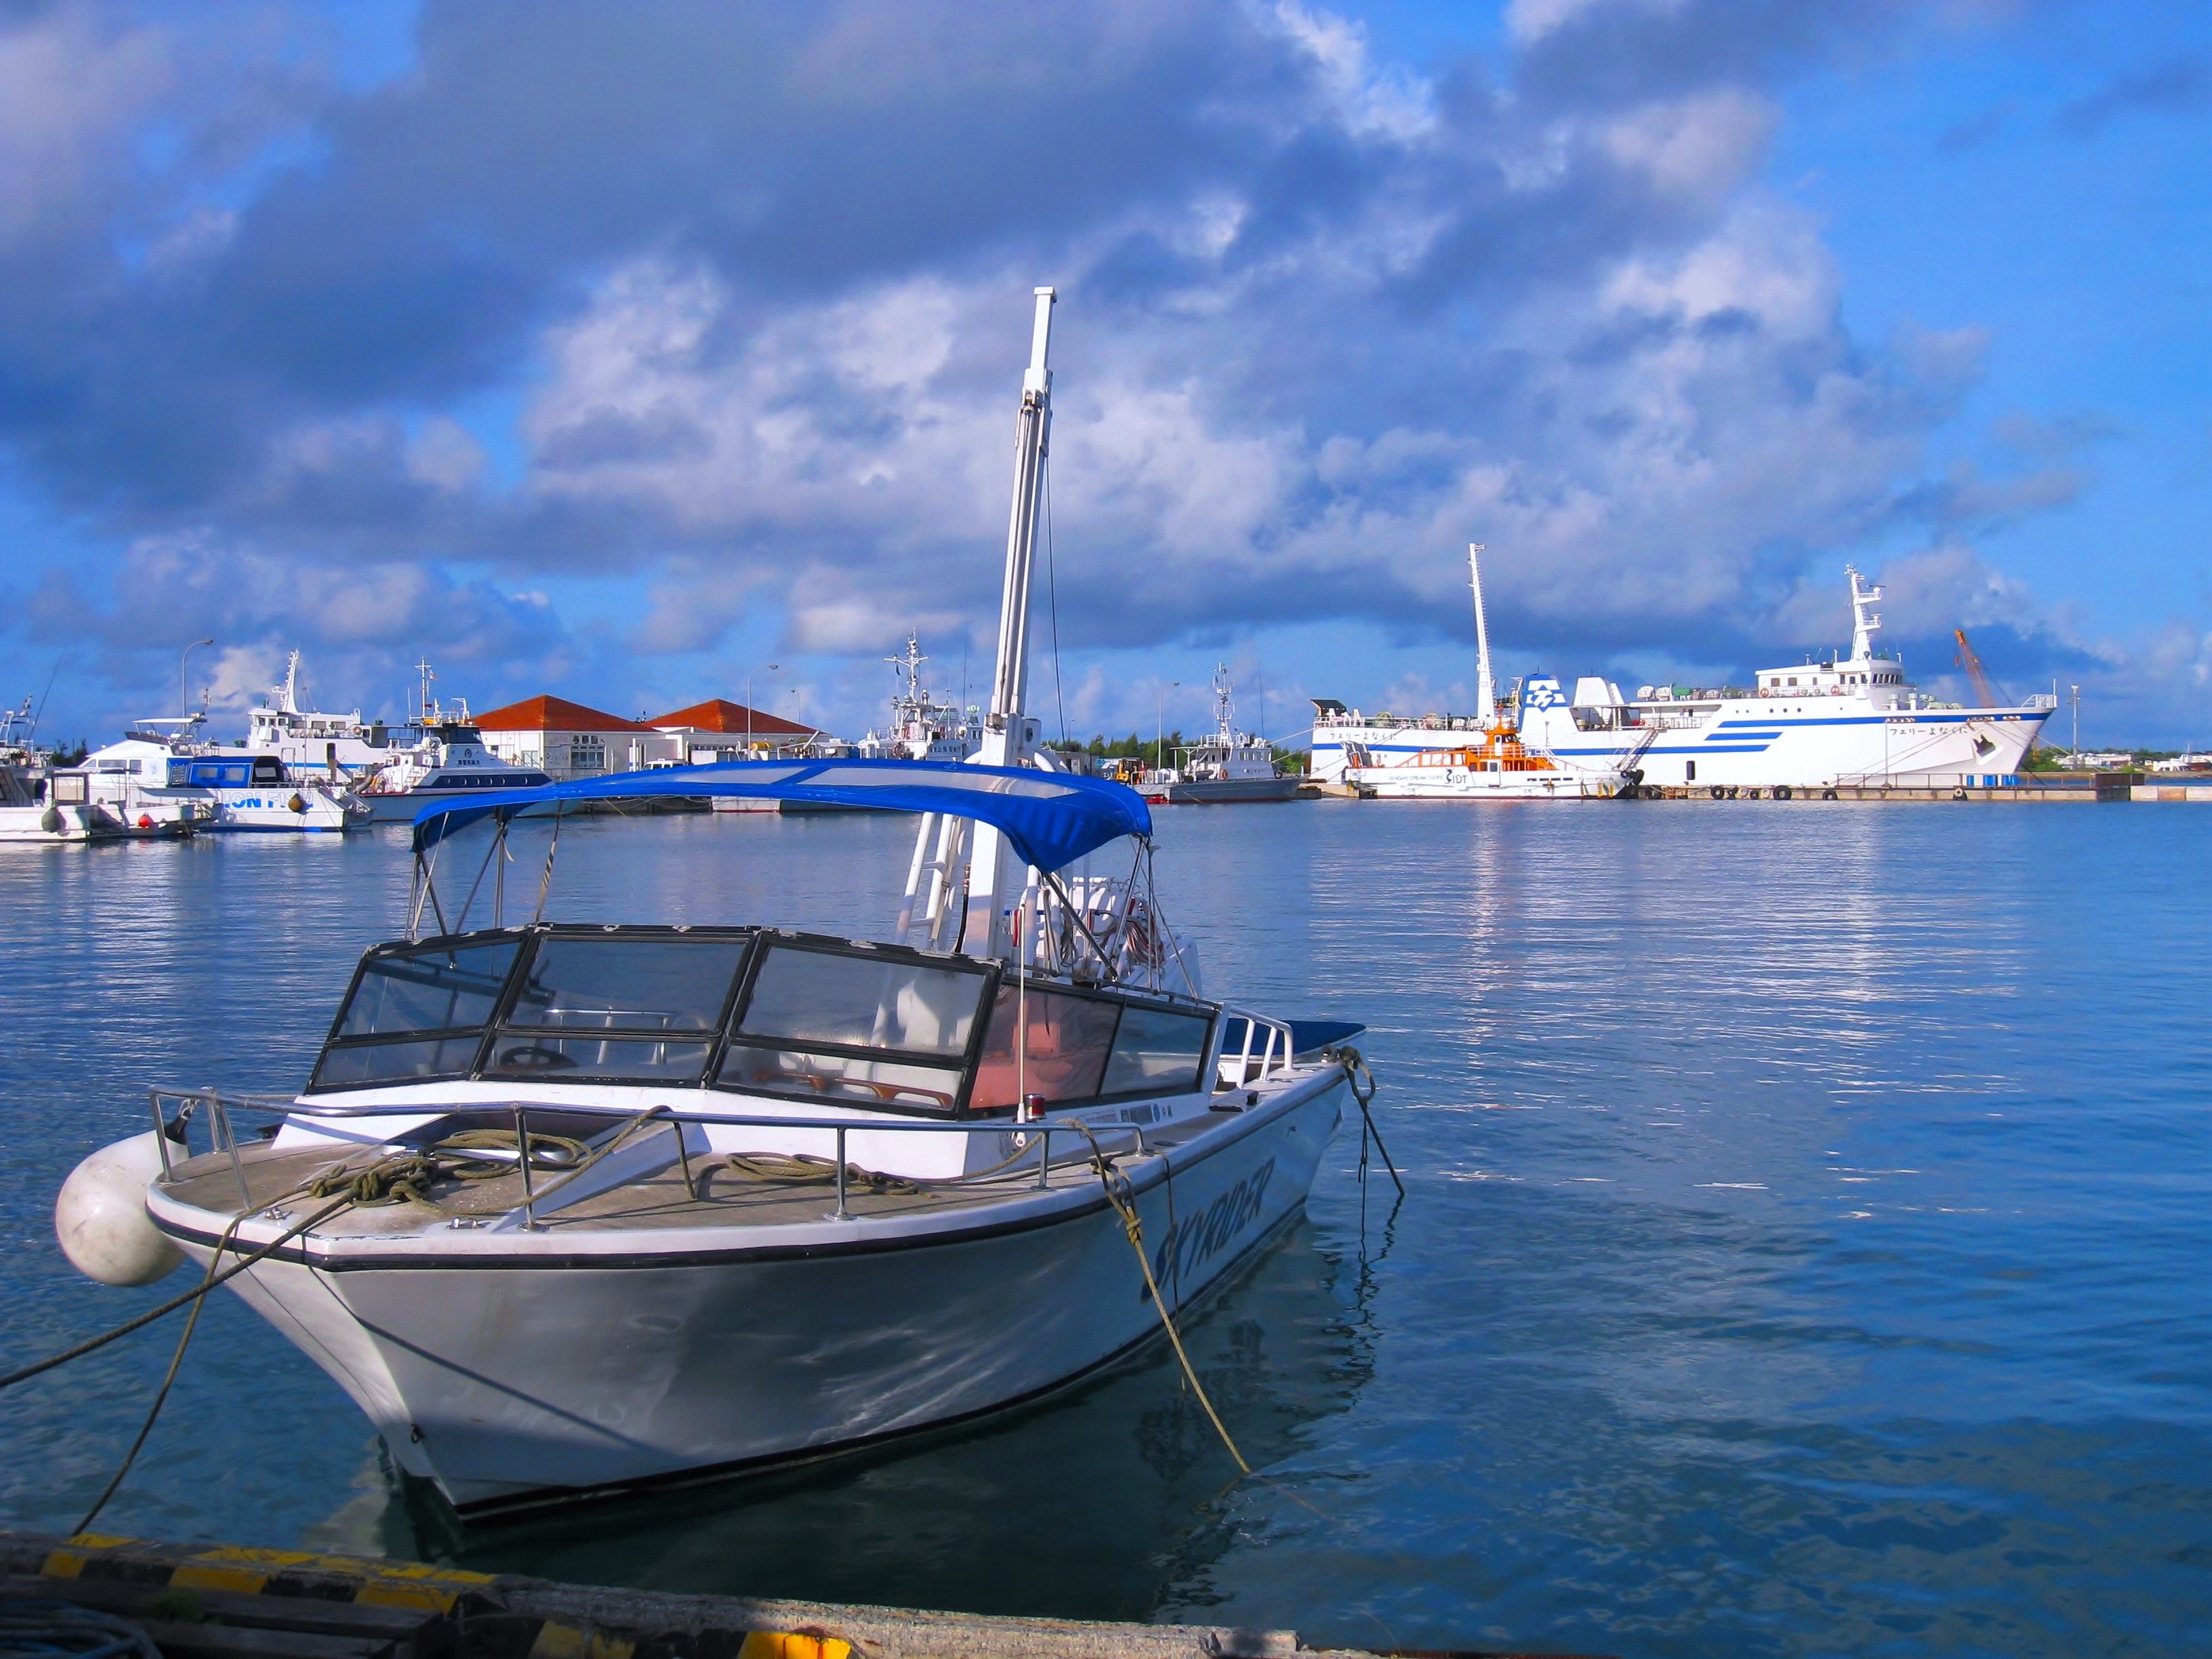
59,289 -> 1372,1519
0,698 -> 136,843
75,722 -> 359,832
1140,668 -> 1303,805
1342,546 -> 1644,801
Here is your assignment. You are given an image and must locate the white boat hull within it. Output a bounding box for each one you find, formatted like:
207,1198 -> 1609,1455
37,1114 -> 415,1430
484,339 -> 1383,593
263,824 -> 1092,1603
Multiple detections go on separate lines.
0,802 -> 128,843
1319,702 -> 2049,790
163,1076 -> 1343,1513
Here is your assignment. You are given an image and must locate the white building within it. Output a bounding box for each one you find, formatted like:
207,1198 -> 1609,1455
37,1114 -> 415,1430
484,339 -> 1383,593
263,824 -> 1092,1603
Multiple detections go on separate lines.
474,695 -> 682,780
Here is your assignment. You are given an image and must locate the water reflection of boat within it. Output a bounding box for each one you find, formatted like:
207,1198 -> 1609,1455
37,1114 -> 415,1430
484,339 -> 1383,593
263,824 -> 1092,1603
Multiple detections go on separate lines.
71,289 -> 1370,1520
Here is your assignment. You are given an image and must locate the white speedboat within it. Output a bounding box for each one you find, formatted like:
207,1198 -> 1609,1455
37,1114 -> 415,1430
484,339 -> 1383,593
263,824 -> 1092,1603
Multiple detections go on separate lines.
1314,567 -> 2055,792
62,289 -> 1372,1520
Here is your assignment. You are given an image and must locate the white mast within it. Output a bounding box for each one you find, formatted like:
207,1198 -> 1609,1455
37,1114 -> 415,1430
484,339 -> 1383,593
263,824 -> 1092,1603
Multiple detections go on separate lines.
1469,542 -> 1494,724
1847,565 -> 1883,663
958,287 -> 1057,958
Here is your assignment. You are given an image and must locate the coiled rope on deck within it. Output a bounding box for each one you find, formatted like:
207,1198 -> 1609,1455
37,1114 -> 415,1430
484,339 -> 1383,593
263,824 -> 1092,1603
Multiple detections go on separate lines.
304,1127 -> 590,1208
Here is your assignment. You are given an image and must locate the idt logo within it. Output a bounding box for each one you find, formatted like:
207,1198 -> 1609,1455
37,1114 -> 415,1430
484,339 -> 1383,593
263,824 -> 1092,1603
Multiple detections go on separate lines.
1522,676 -> 1565,711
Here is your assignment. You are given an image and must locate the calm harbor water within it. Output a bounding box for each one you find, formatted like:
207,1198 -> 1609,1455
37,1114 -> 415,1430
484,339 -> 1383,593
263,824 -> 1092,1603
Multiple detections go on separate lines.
3,802 -> 2207,1656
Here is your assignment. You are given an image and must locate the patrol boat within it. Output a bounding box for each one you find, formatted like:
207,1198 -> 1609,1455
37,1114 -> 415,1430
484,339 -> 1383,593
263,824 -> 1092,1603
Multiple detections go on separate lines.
65,289 -> 1370,1517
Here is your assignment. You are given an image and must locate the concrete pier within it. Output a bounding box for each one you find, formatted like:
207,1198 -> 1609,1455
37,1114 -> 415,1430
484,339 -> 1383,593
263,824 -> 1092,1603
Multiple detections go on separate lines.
0,1531 -> 1594,1659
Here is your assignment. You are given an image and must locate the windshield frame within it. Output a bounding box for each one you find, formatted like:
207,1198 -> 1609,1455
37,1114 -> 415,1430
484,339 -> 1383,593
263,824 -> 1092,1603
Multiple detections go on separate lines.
712,930 -> 1002,1118
310,924 -> 762,1094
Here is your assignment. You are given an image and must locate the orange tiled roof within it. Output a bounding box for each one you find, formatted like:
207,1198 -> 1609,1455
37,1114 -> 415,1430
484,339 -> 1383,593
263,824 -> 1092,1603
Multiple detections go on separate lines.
472,695 -> 659,734
647,697 -> 819,738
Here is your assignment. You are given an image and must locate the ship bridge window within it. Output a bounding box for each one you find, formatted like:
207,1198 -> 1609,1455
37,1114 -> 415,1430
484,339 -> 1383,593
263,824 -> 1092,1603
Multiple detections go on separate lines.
487,933 -> 752,1083
716,942 -> 993,1115
312,936 -> 524,1089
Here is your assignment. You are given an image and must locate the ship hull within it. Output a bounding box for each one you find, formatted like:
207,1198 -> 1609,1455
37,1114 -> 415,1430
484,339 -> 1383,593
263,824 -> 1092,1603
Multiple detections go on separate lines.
1319,703 -> 2051,790
1141,777 -> 1306,805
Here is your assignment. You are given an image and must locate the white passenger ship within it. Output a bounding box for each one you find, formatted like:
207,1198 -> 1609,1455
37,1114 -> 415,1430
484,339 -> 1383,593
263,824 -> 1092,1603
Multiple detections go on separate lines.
1314,569 -> 2053,793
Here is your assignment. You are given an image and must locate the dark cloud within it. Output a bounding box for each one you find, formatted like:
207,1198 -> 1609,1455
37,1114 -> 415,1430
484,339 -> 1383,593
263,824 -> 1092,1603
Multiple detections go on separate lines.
2053,56 -> 2211,138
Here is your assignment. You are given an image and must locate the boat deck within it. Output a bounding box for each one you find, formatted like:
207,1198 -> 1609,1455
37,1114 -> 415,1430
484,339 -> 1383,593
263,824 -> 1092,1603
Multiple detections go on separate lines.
155,1111 -> 1229,1241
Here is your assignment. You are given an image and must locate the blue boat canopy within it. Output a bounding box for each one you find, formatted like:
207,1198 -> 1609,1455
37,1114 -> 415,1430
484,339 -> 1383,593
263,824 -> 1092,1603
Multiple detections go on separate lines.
410,758 -> 1152,873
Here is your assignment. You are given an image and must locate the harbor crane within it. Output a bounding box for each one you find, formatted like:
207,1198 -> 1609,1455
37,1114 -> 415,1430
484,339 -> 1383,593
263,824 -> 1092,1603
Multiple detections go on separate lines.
1953,628 -> 2001,708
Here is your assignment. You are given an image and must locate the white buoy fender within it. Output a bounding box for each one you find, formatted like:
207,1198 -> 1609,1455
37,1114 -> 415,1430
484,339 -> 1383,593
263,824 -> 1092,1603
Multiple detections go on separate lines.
56,1131 -> 183,1287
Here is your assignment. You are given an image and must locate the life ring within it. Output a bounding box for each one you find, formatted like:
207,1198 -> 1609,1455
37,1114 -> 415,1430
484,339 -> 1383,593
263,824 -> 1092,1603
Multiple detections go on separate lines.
1951,787 -> 1969,802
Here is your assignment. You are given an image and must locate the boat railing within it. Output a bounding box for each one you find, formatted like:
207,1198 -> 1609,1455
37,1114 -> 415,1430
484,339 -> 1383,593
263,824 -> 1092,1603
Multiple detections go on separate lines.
144,1085 -> 1189,1223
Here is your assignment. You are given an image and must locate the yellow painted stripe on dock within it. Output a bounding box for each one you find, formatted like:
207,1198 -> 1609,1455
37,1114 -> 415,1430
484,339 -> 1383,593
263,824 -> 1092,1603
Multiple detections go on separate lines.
529,1620 -> 638,1659
354,1580 -> 463,1612
736,1634 -> 853,1659
43,1536 -> 139,1578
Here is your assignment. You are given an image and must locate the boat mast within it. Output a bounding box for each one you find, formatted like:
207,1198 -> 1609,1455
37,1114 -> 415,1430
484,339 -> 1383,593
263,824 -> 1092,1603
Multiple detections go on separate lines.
1469,543 -> 1494,724
963,287 -> 1057,956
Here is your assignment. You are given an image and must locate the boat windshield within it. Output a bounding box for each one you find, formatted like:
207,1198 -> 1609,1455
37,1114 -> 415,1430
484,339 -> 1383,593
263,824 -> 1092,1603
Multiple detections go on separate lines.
715,943 -> 991,1115
485,934 -> 750,1082
970,987 -> 1213,1110
314,937 -> 523,1088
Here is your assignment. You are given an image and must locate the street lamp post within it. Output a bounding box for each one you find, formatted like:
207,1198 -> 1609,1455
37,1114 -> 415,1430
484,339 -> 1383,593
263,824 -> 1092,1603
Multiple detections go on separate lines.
747,663 -> 779,756
181,638 -> 214,718
1156,680 -> 1178,775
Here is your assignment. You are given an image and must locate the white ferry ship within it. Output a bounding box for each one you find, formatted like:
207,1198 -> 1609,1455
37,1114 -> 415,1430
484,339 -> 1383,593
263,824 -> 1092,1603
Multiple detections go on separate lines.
1314,569 -> 2054,794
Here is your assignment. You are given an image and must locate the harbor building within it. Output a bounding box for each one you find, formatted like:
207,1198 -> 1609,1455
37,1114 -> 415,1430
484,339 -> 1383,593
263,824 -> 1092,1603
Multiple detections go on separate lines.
649,698 -> 830,761
474,695 -> 681,779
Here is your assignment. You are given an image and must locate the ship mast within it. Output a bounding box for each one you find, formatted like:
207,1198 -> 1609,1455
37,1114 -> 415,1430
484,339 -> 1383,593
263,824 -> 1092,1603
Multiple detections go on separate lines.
1469,542 -> 1495,724
1847,565 -> 1883,663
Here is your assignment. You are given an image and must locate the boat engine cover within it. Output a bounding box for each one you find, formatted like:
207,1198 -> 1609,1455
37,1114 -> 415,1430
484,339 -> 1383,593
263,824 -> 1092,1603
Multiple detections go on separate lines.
56,1131 -> 183,1287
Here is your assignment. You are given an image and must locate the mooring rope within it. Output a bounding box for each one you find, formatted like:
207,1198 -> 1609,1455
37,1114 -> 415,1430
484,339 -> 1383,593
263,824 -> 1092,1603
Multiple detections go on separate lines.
70,1208 -> 247,1534
1064,1120 -> 1252,1477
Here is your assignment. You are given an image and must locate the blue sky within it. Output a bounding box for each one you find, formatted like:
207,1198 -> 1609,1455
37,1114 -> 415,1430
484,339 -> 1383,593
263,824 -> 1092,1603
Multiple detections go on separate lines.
0,0 -> 2203,750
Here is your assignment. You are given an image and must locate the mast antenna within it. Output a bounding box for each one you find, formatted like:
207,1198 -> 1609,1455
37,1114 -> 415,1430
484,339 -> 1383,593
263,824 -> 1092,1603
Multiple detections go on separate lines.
1469,544 -> 1494,723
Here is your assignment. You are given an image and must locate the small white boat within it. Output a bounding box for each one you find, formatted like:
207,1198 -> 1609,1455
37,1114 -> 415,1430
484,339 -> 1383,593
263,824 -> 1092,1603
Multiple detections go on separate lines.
0,699 -> 144,843
63,289 -> 1375,1519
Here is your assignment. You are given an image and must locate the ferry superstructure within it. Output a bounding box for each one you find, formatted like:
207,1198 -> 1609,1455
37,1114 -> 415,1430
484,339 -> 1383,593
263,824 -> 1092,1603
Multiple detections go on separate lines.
1313,569 -> 2054,792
